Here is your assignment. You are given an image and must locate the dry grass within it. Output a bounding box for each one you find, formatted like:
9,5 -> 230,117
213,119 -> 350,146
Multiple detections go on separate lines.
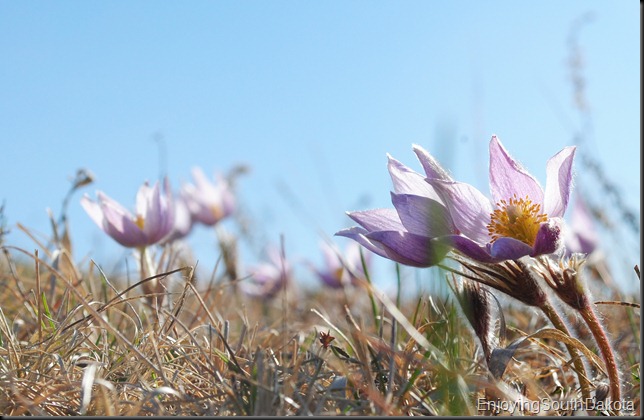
0,236 -> 640,416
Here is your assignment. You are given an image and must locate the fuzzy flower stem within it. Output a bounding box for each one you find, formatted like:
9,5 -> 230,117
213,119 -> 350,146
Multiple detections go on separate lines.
540,299 -> 592,401
138,246 -> 161,309
578,303 -> 622,413
536,255 -> 622,412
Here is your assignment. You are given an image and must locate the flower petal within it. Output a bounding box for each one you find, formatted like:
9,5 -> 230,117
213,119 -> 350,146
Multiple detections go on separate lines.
387,154 -> 442,201
412,144 -> 452,181
565,195 -> 598,255
141,181 -> 161,239
438,235 -> 498,263
532,218 -> 563,256
543,146 -> 576,218
80,195 -> 105,229
99,196 -> 148,247
390,193 -> 455,237
315,269 -> 345,289
428,179 -> 493,243
152,178 -> 174,243
335,227 -> 391,260
489,136 -> 544,205
489,237 -> 534,260
366,230 -> 449,267
346,208 -> 405,232
135,181 -> 153,219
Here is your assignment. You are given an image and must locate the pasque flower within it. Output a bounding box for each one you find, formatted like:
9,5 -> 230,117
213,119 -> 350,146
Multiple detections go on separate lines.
310,241 -> 370,289
427,136 -> 576,263
81,178 -> 174,247
335,144 -> 454,267
337,136 -> 576,265
564,194 -> 598,256
241,247 -> 290,299
163,192 -> 194,242
181,167 -> 235,226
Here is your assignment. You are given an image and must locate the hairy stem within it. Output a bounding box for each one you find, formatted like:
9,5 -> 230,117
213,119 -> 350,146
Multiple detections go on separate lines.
578,304 -> 621,413
540,299 -> 592,401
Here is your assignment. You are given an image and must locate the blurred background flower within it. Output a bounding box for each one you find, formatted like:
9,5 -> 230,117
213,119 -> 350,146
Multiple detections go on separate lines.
240,246 -> 290,299
564,193 -> 599,256
81,178 -> 174,248
309,240 -> 370,289
181,167 -> 236,227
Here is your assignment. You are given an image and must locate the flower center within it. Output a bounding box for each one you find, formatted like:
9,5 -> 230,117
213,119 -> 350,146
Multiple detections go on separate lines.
486,194 -> 547,246
135,214 -> 145,230
211,205 -> 224,222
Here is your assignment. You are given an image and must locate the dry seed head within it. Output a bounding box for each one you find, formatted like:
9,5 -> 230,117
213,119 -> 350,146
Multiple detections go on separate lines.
534,254 -> 590,310
454,254 -> 547,307
454,279 -> 497,363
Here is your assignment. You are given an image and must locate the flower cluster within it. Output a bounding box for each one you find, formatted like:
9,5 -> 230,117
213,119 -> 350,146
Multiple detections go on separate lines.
81,167 -> 236,248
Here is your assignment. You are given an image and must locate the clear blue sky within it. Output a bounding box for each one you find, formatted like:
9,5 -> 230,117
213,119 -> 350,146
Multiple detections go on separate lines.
0,1 -> 640,293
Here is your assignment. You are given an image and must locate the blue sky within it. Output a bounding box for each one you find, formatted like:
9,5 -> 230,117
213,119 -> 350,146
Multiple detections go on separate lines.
0,1 -> 640,293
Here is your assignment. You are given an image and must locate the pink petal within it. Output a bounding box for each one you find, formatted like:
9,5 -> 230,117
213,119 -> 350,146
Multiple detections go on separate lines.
335,227 -> 391,260
489,237 -> 534,260
80,195 -> 105,229
346,208 -> 405,232
532,218 -> 563,256
412,144 -> 452,181
99,198 -> 148,247
390,193 -> 455,237
365,230 -> 449,267
428,179 -> 494,244
387,154 -> 442,201
488,136 -> 544,205
543,146 -> 576,218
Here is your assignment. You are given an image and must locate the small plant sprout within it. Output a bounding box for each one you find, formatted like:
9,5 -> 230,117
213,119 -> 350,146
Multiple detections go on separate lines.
319,329 -> 335,349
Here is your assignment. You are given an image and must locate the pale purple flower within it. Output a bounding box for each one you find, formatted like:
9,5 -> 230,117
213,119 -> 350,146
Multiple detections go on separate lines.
163,192 -> 194,242
181,167 -> 235,226
564,194 -> 598,256
335,143 -> 455,267
310,241 -> 370,289
241,247 -> 290,299
337,136 -> 576,265
81,178 -> 174,248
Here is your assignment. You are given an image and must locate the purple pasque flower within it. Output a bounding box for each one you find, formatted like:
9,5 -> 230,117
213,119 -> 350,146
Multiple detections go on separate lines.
181,167 -> 235,226
311,240 -> 370,289
241,247 -> 290,299
564,194 -> 598,256
81,178 -> 175,248
163,192 -> 194,242
427,136 -> 576,263
337,136 -> 576,266
336,143 -> 455,267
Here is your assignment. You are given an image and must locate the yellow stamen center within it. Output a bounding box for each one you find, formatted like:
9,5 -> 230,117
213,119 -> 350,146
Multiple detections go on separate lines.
211,205 -> 224,221
486,194 -> 547,246
135,214 -> 145,230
